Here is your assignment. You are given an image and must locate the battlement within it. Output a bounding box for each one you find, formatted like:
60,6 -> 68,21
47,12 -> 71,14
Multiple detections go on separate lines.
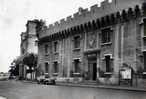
42,0 -> 143,35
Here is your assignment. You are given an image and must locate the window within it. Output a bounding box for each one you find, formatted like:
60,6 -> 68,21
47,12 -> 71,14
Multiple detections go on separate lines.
144,52 -> 146,71
54,62 -> 58,73
144,39 -> 146,47
74,59 -> 80,73
105,55 -> 112,72
143,19 -> 146,36
74,36 -> 80,49
44,44 -> 48,54
54,41 -> 58,53
101,28 -> 111,43
45,62 -> 49,73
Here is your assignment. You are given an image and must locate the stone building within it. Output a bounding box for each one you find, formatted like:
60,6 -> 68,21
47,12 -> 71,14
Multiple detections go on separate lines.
19,20 -> 38,79
20,20 -> 38,55
36,0 -> 146,86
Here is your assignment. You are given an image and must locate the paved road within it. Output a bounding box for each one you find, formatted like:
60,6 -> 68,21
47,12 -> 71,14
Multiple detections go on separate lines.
0,80 -> 146,99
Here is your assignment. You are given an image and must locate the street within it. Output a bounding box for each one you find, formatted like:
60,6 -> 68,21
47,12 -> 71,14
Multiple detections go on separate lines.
0,80 -> 146,99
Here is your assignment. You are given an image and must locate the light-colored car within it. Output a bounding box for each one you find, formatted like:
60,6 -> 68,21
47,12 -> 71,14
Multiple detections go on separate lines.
37,73 -> 56,85
0,73 -> 10,80
37,75 -> 45,84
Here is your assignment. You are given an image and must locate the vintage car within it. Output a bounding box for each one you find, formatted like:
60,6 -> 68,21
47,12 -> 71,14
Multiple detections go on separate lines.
44,77 -> 56,85
37,73 -> 56,85
37,75 -> 45,84
0,73 -> 10,80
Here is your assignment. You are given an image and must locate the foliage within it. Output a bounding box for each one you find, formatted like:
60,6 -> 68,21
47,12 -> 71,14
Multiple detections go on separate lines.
9,53 -> 38,76
9,56 -> 22,76
33,19 -> 46,37
22,53 -> 38,72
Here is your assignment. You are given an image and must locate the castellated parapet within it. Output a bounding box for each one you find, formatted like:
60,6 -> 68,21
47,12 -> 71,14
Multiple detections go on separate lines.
39,0 -> 144,38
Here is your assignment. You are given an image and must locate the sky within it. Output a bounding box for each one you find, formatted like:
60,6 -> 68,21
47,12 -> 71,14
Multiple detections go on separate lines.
0,0 -> 106,72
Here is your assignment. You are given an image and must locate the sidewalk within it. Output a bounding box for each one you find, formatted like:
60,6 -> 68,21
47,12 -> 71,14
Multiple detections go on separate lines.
21,80 -> 146,92
56,82 -> 146,92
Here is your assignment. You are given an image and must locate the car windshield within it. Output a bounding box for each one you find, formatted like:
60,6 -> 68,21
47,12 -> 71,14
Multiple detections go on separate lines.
45,75 -> 49,78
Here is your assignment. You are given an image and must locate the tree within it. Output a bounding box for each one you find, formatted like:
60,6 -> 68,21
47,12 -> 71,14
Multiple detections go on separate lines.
22,53 -> 38,79
9,57 -> 22,76
23,53 -> 37,70
9,65 -> 16,76
33,19 -> 46,37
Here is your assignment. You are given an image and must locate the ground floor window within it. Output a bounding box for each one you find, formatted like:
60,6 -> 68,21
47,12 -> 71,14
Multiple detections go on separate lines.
74,59 -> 80,73
105,55 -> 112,72
45,62 -> 49,73
53,62 -> 58,73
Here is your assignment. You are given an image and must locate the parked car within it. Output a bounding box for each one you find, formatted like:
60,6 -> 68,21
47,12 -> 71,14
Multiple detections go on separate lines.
37,73 -> 56,85
37,75 -> 45,84
44,77 -> 56,85
0,73 -> 10,80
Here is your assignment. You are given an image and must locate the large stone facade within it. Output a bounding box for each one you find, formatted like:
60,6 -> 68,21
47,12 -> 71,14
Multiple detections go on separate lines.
36,0 -> 146,86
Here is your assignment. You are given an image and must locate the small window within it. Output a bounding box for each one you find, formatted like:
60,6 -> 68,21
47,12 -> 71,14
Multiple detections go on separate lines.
54,41 -> 58,53
45,62 -> 49,73
143,19 -> 146,36
101,28 -> 111,43
54,62 -> 58,73
105,55 -> 112,72
74,59 -> 80,73
74,36 -> 80,49
144,39 -> 146,46
143,52 -> 146,71
44,44 -> 48,54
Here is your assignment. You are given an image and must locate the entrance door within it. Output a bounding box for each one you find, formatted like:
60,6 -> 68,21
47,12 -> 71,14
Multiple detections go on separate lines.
93,63 -> 97,80
88,62 -> 97,80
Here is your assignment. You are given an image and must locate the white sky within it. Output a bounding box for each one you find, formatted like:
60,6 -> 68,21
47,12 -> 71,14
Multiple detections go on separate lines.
0,0 -> 105,72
